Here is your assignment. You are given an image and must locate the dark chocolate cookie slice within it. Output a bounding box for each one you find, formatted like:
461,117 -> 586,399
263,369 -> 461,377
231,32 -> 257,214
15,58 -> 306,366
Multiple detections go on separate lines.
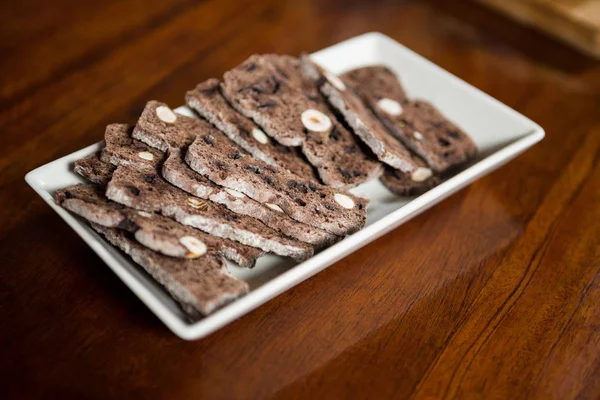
384,99 -> 477,172
56,183 -> 263,267
341,65 -> 409,105
342,66 -> 477,172
132,100 -> 205,151
380,166 -> 440,196
301,56 -> 427,174
186,78 -> 318,180
164,149 -> 337,248
102,123 -> 164,169
221,54 -> 382,189
74,151 -> 116,185
91,224 -> 249,318
104,122 -> 337,247
106,164 -> 314,261
185,131 -> 369,236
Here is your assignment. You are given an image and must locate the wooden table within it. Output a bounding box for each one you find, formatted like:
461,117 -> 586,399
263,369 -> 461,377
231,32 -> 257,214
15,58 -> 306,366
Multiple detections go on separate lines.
2,0 -> 599,398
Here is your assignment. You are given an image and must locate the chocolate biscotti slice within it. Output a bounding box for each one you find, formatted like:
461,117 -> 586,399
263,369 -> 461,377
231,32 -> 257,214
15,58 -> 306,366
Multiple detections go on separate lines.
342,66 -> 477,172
186,78 -> 318,180
102,123 -> 163,169
221,54 -> 308,147
74,151 -> 116,185
56,183 -> 262,267
380,166 -> 441,196
132,100 -> 204,151
221,54 -> 382,189
106,164 -> 314,261
164,149 -> 337,247
104,122 -> 337,247
301,56 -> 430,175
185,132 -> 368,236
57,183 -> 204,259
341,65 -> 410,105
91,224 -> 248,318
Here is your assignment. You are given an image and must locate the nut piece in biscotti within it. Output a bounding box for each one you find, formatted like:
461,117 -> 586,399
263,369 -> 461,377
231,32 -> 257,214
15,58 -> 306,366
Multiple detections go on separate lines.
55,183 -> 263,267
301,56 -> 428,176
342,66 -> 477,172
74,151 -> 116,185
105,164 -> 314,261
132,100 -> 206,151
185,132 -> 368,236
186,78 -> 318,180
164,148 -> 337,248
103,122 -> 337,247
101,123 -> 164,169
91,224 -> 248,318
221,54 -> 382,189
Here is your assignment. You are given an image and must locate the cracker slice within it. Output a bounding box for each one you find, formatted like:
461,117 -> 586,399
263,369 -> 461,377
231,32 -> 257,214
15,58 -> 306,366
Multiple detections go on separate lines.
91,224 -> 248,318
164,149 -> 337,247
301,56 -> 422,173
106,164 -> 314,261
105,118 -> 337,247
220,54 -> 382,189
74,151 -> 116,185
56,183 -> 263,268
380,167 -> 441,196
186,78 -> 318,180
185,131 -> 368,236
341,65 -> 477,172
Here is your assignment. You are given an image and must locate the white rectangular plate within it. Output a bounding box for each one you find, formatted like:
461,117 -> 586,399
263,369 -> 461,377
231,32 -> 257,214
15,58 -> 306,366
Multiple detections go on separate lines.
25,32 -> 544,340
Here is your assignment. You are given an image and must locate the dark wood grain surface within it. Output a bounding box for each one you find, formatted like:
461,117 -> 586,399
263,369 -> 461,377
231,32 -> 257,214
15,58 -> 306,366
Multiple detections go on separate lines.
2,0 -> 600,398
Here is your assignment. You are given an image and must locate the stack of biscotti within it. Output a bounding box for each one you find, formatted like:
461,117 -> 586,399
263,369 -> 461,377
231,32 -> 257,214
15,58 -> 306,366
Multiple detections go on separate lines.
56,52 -> 476,321
215,54 -> 383,189
299,56 -> 477,194
58,96 -> 369,319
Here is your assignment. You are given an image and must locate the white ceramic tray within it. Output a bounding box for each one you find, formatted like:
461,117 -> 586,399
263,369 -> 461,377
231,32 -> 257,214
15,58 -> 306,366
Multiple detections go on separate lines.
25,32 -> 544,340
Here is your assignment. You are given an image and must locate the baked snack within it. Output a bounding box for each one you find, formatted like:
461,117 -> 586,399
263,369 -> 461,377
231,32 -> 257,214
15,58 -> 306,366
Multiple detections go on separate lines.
342,66 -> 477,172
380,166 -> 441,196
221,54 -> 382,189
185,131 -> 369,236
163,149 -> 337,247
74,151 -> 116,185
300,57 -> 440,192
132,100 -> 203,151
54,51 -> 480,322
105,121 -> 337,247
301,56 -> 429,174
91,224 -> 248,318
221,55 -> 311,146
186,78 -> 318,179
340,65 -> 409,107
56,183 -> 263,267
101,123 -> 163,170
106,164 -> 314,261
